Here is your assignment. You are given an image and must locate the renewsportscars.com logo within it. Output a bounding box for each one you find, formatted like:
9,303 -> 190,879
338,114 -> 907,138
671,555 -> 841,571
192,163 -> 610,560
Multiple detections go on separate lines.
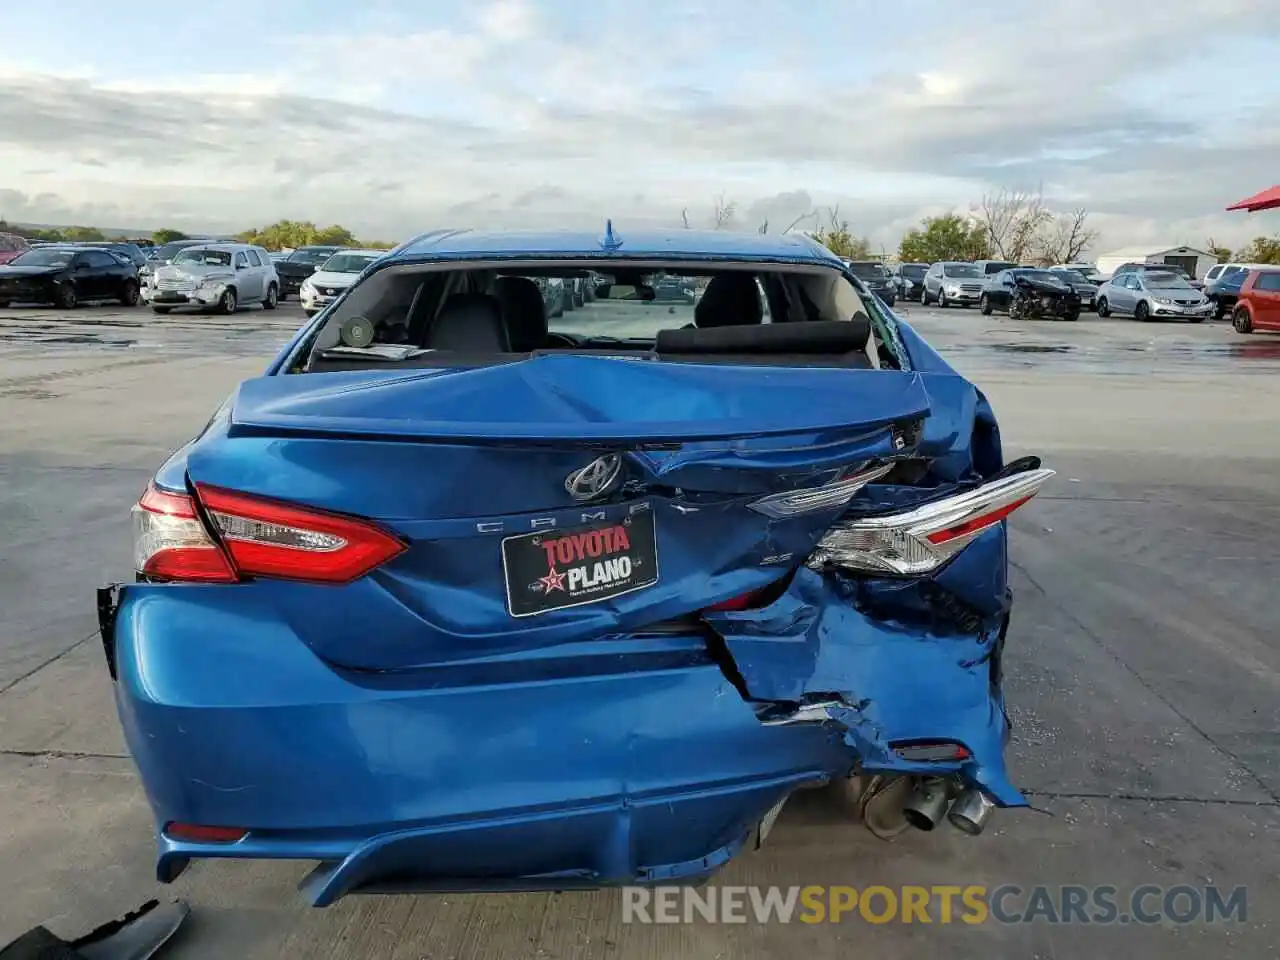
621,885 -> 1248,926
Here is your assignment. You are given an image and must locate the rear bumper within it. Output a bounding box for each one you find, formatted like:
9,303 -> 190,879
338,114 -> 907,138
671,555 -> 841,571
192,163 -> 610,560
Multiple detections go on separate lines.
101,569 -> 1021,905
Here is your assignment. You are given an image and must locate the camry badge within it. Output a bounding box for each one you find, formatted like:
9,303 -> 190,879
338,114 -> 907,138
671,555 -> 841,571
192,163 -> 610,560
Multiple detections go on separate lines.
565,454 -> 624,502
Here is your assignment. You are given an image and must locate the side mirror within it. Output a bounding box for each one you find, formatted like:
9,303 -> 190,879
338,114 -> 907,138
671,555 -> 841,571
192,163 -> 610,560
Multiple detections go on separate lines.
236,263 -> 247,271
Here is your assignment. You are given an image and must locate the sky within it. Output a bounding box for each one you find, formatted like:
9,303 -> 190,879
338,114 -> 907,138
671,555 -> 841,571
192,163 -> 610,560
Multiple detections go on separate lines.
1,0 -> 1278,254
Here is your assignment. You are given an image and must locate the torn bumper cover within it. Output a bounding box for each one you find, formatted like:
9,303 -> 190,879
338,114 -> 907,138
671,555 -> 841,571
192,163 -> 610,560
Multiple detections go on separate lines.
100,524 -> 1024,906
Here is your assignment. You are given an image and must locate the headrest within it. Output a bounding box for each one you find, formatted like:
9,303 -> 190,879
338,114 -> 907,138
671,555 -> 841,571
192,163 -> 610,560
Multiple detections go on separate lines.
656,318 -> 869,355
426,292 -> 510,351
494,276 -> 548,352
693,274 -> 763,328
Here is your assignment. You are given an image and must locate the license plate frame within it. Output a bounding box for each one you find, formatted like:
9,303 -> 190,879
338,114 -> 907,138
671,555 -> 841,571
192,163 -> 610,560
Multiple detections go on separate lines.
501,505 -> 659,618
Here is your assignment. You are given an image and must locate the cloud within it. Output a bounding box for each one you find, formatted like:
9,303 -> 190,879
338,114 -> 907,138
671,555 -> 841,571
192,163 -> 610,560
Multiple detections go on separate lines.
1,0 -> 1278,250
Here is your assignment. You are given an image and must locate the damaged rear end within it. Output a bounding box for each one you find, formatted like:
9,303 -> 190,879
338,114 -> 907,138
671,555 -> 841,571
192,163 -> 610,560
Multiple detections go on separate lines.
100,237 -> 1051,905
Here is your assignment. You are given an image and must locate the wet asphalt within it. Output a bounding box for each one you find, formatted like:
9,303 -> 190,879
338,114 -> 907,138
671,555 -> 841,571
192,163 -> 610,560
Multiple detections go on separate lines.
0,301 -> 1277,958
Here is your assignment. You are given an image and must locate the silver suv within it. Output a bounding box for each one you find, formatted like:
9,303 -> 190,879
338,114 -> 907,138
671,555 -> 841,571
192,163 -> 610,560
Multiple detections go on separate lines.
922,262 -> 985,307
148,242 -> 280,314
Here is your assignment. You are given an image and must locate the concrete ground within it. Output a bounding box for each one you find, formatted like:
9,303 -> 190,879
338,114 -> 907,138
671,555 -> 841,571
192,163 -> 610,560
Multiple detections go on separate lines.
1,301 -> 1277,958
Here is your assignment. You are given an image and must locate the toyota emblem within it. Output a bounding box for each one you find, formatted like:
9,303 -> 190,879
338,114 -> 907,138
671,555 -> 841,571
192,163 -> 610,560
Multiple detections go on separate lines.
565,454 -> 624,502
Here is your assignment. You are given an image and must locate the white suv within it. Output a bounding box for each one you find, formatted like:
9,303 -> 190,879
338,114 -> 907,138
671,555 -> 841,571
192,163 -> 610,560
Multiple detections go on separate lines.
148,243 -> 280,314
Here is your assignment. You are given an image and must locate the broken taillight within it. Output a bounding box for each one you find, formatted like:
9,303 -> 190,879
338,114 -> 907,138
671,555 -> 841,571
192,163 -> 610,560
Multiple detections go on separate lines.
132,483 -> 237,583
808,467 -> 1055,575
747,463 -> 895,519
131,481 -> 407,584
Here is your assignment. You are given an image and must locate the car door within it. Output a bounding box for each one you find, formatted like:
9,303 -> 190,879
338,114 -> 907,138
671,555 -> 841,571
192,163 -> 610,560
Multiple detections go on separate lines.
67,252 -> 99,299
1253,272 -> 1280,330
234,250 -> 261,300
925,263 -> 941,298
244,249 -> 268,301
988,270 -> 1012,310
1108,275 -> 1133,313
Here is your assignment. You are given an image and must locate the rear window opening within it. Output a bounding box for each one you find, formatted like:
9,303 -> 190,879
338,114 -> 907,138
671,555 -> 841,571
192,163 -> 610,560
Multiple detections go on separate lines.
296,260 -> 907,373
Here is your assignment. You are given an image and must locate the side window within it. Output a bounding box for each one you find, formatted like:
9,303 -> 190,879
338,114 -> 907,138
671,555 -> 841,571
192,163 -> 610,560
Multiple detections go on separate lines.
245,250 -> 262,267
1256,273 -> 1280,292
86,251 -> 115,269
235,252 -> 248,269
927,264 -> 940,277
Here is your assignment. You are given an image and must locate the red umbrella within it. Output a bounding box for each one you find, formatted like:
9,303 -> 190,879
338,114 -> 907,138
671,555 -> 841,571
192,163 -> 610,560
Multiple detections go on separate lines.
1226,185 -> 1280,213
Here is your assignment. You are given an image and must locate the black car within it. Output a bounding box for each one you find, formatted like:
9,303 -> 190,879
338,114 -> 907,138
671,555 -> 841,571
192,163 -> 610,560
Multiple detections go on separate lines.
844,260 -> 896,307
0,247 -> 140,308
274,246 -> 346,299
1205,266 -> 1249,320
1047,267 -> 1100,310
979,268 -> 1081,321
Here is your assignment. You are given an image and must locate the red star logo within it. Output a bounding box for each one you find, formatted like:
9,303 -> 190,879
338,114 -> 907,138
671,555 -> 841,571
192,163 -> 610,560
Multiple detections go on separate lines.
538,567 -> 567,593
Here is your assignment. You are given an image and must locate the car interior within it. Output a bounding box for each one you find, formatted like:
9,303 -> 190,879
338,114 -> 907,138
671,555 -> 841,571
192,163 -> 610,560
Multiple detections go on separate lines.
300,264 -> 905,373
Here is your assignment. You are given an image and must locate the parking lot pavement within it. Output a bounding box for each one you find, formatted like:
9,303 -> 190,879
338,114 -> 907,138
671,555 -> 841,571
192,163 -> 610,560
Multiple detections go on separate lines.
1,304 -> 1278,958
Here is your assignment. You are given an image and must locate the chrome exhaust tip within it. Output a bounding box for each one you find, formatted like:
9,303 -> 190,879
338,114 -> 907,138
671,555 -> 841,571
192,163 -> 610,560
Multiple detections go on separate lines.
901,777 -> 950,831
947,788 -> 996,836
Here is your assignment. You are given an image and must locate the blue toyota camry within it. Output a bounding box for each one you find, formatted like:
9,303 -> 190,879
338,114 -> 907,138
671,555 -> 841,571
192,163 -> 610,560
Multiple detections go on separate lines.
99,225 -> 1052,906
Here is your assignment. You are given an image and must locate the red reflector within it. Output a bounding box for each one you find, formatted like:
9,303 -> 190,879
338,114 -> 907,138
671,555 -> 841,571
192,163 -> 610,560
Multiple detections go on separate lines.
195,485 -> 408,584
705,591 -> 759,612
164,822 -> 248,844
925,495 -> 1034,545
892,741 -> 971,762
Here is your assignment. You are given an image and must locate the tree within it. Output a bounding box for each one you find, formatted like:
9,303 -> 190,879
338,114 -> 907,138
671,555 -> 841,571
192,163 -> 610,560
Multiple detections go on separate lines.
1234,236 -> 1280,264
61,225 -> 106,242
807,207 -> 872,260
898,213 -> 990,263
977,187 -> 1051,262
236,220 -> 360,250
1206,239 -> 1234,263
1035,208 -> 1098,265
152,228 -> 188,244
710,194 -> 737,230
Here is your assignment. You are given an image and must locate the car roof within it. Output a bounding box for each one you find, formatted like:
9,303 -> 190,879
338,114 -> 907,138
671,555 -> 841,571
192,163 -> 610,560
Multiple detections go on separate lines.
384,227 -> 838,266
322,248 -> 385,257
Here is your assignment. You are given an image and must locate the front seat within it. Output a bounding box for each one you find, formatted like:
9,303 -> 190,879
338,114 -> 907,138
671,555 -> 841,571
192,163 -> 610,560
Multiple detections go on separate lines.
425,292 -> 511,351
494,276 -> 547,351
694,274 -> 763,328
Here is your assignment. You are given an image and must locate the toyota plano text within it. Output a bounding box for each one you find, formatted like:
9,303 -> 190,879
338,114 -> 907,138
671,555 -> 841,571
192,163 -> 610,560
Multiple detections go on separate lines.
99,225 -> 1053,906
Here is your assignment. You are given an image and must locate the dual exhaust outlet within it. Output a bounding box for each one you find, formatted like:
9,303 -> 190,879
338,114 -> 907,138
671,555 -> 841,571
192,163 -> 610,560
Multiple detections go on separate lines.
900,776 -> 995,836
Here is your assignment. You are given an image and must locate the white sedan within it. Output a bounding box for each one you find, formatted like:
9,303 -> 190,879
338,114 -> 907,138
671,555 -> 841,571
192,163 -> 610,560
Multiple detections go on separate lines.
300,249 -> 387,316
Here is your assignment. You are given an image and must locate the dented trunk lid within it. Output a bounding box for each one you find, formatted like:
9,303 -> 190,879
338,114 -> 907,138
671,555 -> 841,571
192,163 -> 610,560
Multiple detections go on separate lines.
184,356 -> 947,670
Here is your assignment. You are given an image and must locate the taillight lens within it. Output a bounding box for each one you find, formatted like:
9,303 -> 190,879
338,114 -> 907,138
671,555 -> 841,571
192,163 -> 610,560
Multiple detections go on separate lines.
132,481 -> 407,584
747,463 -> 895,519
132,483 -> 237,583
808,468 -> 1055,575
196,484 -> 407,583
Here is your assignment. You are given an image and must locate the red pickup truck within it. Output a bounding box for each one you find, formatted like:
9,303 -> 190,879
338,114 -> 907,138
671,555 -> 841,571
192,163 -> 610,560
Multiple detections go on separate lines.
1231,268 -> 1280,333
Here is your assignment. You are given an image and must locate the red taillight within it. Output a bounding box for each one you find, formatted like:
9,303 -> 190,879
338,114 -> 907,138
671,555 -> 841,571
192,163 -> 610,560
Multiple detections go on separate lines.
925,495 -> 1034,545
132,481 -> 407,584
196,484 -> 407,584
132,483 -> 237,583
164,822 -> 248,844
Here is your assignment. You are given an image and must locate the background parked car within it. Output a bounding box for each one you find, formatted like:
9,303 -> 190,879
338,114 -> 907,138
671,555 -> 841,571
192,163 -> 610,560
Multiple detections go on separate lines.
1205,265 -> 1253,319
843,260 -> 896,307
1108,261 -> 1205,291
973,259 -> 1018,277
0,246 -> 140,308
890,262 -> 928,301
1050,262 -> 1103,283
0,231 -> 30,265
1231,269 -> 1280,334
68,240 -> 149,271
1047,266 -> 1101,310
1096,270 -> 1213,322
150,243 -> 279,315
274,246 -> 347,299
300,249 -> 385,316
980,268 -> 1081,320
922,261 -> 984,307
